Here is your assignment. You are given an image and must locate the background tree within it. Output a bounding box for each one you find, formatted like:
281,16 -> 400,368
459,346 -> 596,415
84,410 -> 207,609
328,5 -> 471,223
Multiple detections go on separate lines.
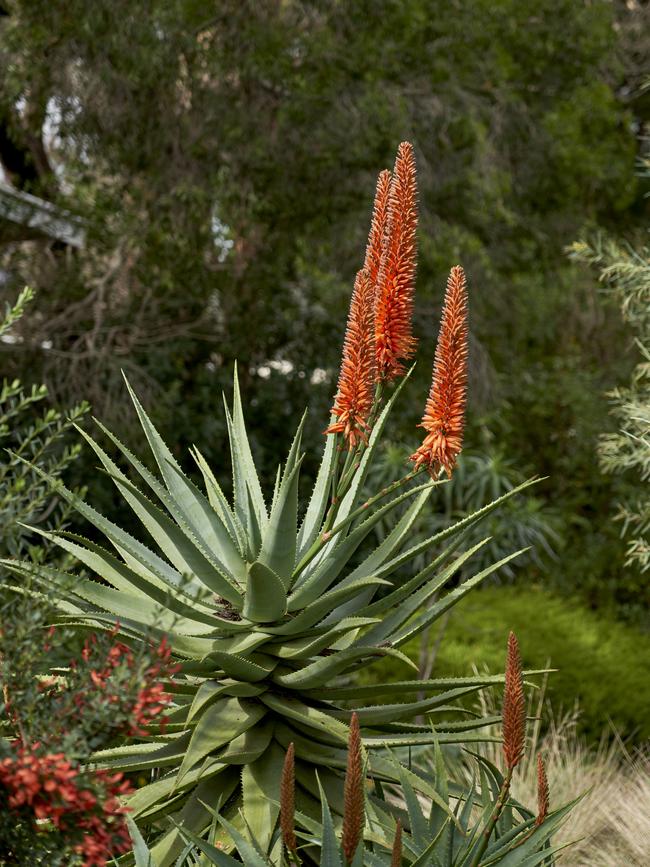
0,0 -> 647,617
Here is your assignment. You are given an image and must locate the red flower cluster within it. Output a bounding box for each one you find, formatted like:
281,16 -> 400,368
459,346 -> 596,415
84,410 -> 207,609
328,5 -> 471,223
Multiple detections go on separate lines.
0,744 -> 133,866
76,632 -> 178,736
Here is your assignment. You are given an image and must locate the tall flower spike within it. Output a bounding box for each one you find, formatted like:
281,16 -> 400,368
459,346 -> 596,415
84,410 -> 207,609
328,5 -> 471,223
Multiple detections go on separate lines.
341,712 -> 364,864
502,631 -> 526,771
280,743 -> 297,854
375,141 -> 418,380
326,269 -> 377,449
363,169 -> 392,289
535,753 -> 549,826
391,819 -> 402,867
410,265 -> 468,477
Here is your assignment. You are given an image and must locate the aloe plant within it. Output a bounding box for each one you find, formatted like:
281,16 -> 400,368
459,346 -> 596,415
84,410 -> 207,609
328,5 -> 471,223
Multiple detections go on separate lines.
126,635 -> 571,866
2,143 -> 541,864
3,369 -> 536,864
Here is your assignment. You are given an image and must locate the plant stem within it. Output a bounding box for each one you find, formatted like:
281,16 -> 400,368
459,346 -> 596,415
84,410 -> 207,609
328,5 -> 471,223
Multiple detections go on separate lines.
468,769 -> 513,867
292,467 -> 424,578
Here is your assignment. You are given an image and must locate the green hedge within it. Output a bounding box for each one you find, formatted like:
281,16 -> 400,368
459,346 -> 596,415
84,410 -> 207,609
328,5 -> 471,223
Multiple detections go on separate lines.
359,585 -> 650,743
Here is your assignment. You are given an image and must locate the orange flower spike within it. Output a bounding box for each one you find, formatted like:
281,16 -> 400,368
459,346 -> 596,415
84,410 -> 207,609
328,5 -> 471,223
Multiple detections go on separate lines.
326,269 -> 376,449
375,141 -> 418,380
502,631 -> 526,772
363,169 -> 392,289
391,819 -> 402,867
410,265 -> 468,477
342,712 -> 364,863
280,743 -> 297,854
535,753 -> 550,826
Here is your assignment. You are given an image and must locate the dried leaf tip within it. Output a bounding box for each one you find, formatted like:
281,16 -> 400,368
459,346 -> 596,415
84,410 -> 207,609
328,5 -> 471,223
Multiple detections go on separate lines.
502,631 -> 526,771
535,753 -> 549,826
326,269 -> 377,449
280,743 -> 297,853
375,141 -> 418,381
342,712 -> 364,863
391,819 -> 402,867
410,265 -> 468,477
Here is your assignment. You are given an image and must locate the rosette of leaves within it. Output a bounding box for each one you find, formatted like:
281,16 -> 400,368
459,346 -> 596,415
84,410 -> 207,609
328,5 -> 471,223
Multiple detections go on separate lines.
2,370 -> 537,865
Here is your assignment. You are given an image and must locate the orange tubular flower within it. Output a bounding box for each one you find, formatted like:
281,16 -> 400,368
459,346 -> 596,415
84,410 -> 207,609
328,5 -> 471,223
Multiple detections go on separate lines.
374,141 -> 418,380
363,168 -> 392,289
326,269 -> 377,449
342,712 -> 364,864
410,265 -> 468,477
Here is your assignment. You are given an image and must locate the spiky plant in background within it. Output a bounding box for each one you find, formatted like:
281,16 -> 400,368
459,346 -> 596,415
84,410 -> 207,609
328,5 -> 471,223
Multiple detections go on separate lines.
3,143 -> 541,864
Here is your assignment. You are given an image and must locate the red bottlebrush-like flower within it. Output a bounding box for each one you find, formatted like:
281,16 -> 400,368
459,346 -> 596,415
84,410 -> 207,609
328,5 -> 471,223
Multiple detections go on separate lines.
410,265 -> 468,477
502,631 -> 526,771
363,169 -> 392,289
375,141 -> 418,380
342,712 -> 364,864
280,743 -> 297,854
0,747 -> 133,865
535,753 -> 550,826
391,819 -> 402,867
326,269 -> 377,449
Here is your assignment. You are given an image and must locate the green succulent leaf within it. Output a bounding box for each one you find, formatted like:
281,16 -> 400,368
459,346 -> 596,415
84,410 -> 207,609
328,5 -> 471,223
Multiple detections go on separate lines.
243,561 -> 287,622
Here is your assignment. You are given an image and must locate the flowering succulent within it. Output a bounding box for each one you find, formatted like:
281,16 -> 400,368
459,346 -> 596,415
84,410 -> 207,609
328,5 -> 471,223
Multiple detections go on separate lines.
3,143 -> 541,864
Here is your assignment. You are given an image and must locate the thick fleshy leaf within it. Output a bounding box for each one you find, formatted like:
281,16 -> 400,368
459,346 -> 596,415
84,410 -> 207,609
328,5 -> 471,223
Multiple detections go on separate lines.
190,445 -> 247,555
243,561 -> 287,622
328,684 -> 490,725
150,775 -> 233,867
175,698 -> 267,785
259,693 -> 349,744
272,645 -> 416,688
126,816 -> 157,867
204,650 -> 277,682
187,680 -> 267,724
357,537 -> 491,646
218,720 -> 274,765
317,774 -> 344,867
85,420 -> 248,586
390,548 -> 528,647
319,487 -> 436,630
31,529 -> 220,625
10,455 -> 203,598
241,740 -> 284,853
297,417 -> 337,558
256,576 -> 389,637
288,481 -> 437,609
258,459 -> 302,585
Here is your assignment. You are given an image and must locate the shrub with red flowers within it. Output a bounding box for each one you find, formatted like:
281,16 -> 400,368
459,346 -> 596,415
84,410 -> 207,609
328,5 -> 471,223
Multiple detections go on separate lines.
0,591 -> 177,866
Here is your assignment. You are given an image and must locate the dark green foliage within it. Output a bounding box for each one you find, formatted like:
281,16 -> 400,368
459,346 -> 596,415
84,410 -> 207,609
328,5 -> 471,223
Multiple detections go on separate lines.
0,288 -> 89,568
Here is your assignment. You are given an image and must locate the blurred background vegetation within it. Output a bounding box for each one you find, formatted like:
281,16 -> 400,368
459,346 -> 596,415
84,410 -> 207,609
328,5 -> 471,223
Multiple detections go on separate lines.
0,1 -> 648,743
